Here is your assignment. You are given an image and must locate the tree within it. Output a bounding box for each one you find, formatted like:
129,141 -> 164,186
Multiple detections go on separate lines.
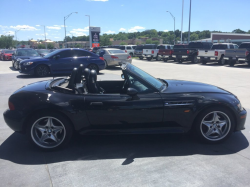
75,44 -> 81,48
232,29 -> 246,33
0,35 -> 14,48
100,35 -> 111,46
37,44 -> 45,49
146,39 -> 152,44
190,33 -> 199,41
152,40 -> 159,45
47,43 -> 54,49
120,41 -> 127,45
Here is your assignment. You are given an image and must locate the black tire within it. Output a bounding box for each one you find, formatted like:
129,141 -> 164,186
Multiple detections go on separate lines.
13,61 -> 19,70
201,60 -> 206,65
229,60 -> 235,67
139,57 -> 143,60
129,53 -> 133,57
163,58 -> 168,62
192,55 -> 198,63
147,57 -> 152,61
156,55 -> 161,61
104,60 -> 108,69
26,111 -> 73,150
177,59 -> 182,63
194,107 -> 235,143
88,63 -> 99,73
35,65 -> 50,77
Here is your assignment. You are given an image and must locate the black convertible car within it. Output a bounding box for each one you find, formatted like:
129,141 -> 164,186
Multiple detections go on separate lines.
3,63 -> 247,150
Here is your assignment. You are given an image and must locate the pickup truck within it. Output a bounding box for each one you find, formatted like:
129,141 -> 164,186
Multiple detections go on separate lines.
224,42 -> 250,66
172,42 -> 213,63
119,45 -> 137,57
134,45 -> 145,60
157,44 -> 174,62
142,44 -> 158,61
197,43 -> 238,65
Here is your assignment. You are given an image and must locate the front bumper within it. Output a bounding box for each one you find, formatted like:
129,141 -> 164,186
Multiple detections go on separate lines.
3,109 -> 25,132
235,108 -> 247,131
197,56 -> 218,61
19,64 -> 35,75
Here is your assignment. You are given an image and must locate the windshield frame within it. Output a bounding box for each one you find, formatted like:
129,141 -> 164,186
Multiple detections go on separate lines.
123,63 -> 165,92
16,49 -> 40,57
44,49 -> 60,58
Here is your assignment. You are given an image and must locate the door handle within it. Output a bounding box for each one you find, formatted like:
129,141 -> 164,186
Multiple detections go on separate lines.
90,102 -> 103,106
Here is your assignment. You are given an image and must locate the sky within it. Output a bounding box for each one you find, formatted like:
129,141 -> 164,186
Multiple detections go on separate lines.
0,0 -> 249,41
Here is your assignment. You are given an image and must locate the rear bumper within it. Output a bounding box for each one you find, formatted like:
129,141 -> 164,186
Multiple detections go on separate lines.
224,57 -> 248,62
107,59 -> 132,66
3,109 -> 25,132
172,55 -> 189,59
235,108 -> 247,131
197,56 -> 218,61
158,55 -> 171,59
142,54 -> 155,58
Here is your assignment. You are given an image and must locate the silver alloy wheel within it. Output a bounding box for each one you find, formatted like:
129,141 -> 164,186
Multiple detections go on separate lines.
200,111 -> 231,141
31,117 -> 66,148
14,61 -> 19,70
221,59 -> 225,65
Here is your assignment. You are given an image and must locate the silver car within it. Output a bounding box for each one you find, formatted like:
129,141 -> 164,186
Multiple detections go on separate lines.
96,48 -> 132,68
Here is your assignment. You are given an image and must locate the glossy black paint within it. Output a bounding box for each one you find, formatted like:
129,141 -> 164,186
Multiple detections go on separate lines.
3,64 -> 247,135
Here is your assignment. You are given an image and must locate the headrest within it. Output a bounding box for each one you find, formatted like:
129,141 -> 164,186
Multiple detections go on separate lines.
67,68 -> 78,89
90,70 -> 97,82
75,64 -> 84,83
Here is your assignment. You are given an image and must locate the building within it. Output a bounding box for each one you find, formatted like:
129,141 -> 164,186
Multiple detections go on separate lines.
29,39 -> 59,49
111,38 -> 163,45
65,41 -> 90,48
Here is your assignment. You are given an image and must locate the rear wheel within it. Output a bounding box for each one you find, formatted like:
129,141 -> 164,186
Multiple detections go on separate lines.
129,53 -> 133,57
139,57 -> 143,60
163,58 -> 168,62
194,107 -> 235,143
35,65 -> 50,77
156,55 -> 161,61
229,60 -> 235,67
192,55 -> 198,63
88,64 -> 99,73
177,59 -> 182,63
27,112 -> 73,150
104,60 -> 108,69
201,60 -> 206,65
147,57 -> 152,61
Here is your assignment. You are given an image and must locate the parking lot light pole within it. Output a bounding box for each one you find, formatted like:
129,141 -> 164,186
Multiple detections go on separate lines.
181,0 -> 184,44
64,12 -> 78,48
85,15 -> 91,48
15,28 -> 25,48
188,0 -> 192,43
166,11 -> 175,45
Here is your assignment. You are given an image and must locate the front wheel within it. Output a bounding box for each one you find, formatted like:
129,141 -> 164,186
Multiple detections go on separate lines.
35,65 -> 50,77
27,112 -> 73,150
194,107 -> 235,143
13,61 -> 19,70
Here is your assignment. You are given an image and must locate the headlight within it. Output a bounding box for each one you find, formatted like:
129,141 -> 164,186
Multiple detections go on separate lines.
23,62 -> 34,66
17,58 -> 22,61
237,102 -> 243,111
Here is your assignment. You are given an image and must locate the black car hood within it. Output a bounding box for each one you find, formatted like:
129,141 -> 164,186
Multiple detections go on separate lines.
163,80 -> 230,94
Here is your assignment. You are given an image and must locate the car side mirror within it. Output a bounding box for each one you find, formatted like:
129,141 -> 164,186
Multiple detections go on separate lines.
127,88 -> 138,96
121,74 -> 124,79
54,55 -> 60,59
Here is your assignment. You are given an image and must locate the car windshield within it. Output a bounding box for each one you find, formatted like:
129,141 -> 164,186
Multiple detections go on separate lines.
135,46 -> 144,50
239,43 -> 250,48
5,50 -> 14,54
44,50 -> 60,58
108,50 -> 125,54
144,45 -> 157,49
211,45 -> 228,49
126,64 -> 164,90
37,49 -> 50,53
16,49 -> 40,56
157,46 -> 166,49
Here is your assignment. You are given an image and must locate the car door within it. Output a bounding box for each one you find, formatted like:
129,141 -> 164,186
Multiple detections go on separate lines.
84,74 -> 164,129
71,50 -> 95,67
51,50 -> 74,74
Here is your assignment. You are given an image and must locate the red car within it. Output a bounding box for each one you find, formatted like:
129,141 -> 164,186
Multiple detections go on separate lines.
1,50 -> 14,61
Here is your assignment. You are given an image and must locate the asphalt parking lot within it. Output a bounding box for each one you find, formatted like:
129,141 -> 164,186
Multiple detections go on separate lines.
0,59 -> 250,187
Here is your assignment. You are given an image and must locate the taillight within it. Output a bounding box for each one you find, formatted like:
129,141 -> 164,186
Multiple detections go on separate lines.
8,101 -> 15,110
215,51 -> 218,56
246,51 -> 249,56
152,50 -> 154,54
127,55 -> 131,59
125,50 -> 127,53
170,50 -> 173,55
99,57 -> 104,61
111,55 -> 118,59
187,50 -> 189,54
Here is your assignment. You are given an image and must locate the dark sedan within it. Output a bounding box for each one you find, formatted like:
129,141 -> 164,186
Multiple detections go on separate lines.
19,48 -> 105,77
3,62 -> 247,150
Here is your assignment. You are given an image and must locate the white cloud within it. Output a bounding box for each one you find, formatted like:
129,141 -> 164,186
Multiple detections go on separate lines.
105,30 -> 115,34
0,25 -> 9,30
47,26 -> 61,30
128,26 -> 145,33
119,28 -> 126,32
36,25 -> 40,27
36,33 -> 49,36
2,31 -> 15,35
87,0 -> 108,2
69,27 -> 89,36
10,25 -> 38,31
164,30 -> 168,32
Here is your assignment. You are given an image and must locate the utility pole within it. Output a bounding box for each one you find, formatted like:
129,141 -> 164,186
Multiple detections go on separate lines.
41,25 -> 47,49
64,12 -> 78,48
85,15 -> 91,48
188,0 -> 192,43
15,28 -> 25,49
166,11 -> 175,45
181,0 -> 184,43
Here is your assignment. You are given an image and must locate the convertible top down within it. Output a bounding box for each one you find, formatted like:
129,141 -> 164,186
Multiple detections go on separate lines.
3,62 -> 247,150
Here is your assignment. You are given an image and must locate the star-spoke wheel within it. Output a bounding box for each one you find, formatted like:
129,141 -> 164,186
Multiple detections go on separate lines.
200,111 -> 231,141
31,117 -> 66,149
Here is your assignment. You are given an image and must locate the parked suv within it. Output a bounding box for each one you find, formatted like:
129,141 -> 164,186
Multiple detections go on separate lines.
142,44 -> 158,61
119,45 -> 137,57
157,44 -> 174,61
198,43 -> 238,65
